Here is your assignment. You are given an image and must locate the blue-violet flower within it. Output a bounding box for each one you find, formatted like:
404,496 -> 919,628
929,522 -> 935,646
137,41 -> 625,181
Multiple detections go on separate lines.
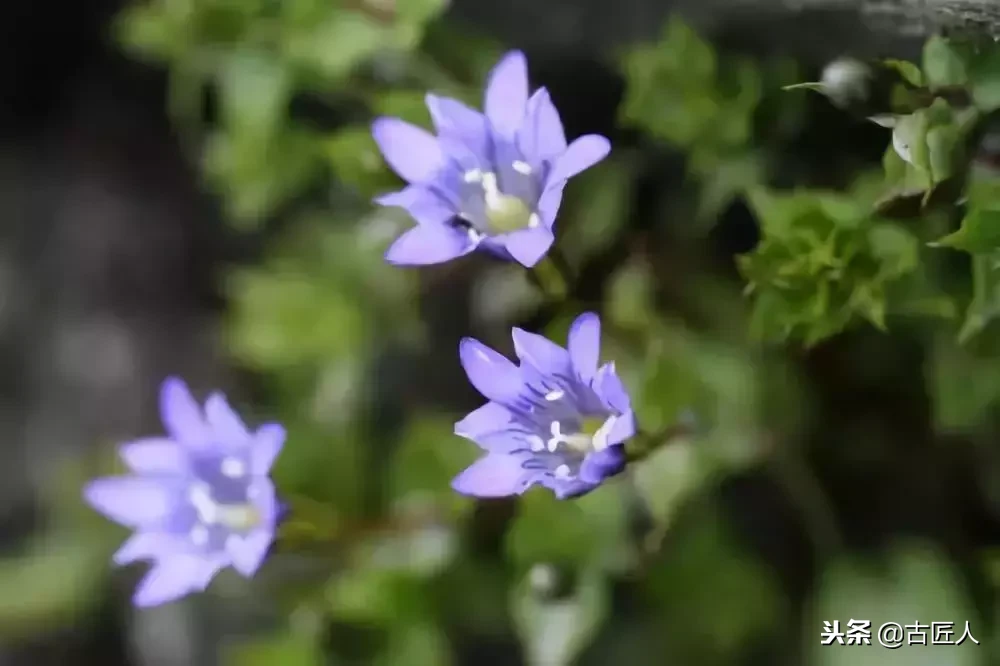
372,50 -> 611,268
452,312 -> 635,499
83,377 -> 285,607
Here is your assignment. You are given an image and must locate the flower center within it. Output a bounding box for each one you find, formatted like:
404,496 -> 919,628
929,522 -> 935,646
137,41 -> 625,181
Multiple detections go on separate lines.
186,454 -> 261,547
464,168 -> 540,235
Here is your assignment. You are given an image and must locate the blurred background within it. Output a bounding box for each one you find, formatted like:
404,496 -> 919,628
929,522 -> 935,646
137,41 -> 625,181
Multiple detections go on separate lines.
0,0 -> 997,665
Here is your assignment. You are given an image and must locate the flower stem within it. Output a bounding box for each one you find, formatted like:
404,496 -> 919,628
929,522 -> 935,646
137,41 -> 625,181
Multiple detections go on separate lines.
528,255 -> 570,301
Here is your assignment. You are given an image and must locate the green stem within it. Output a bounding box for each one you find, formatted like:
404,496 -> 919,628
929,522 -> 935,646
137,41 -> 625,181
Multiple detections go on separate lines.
528,256 -> 570,302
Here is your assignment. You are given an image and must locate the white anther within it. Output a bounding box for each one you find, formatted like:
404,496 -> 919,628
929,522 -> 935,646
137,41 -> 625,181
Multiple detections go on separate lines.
512,160 -> 532,175
528,435 -> 546,452
554,464 -> 572,479
463,168 -> 483,183
545,390 -> 564,401
189,482 -> 219,525
528,213 -> 540,228
221,457 -> 246,478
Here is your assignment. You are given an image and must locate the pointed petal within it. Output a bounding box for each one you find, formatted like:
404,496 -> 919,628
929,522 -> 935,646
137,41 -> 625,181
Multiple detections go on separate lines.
374,186 -> 455,225
605,409 -> 636,445
484,51 -> 529,137
385,224 -> 476,265
226,530 -> 273,577
205,393 -> 251,446
371,117 -> 444,183
119,438 -> 187,474
249,478 -> 280,525
251,424 -> 285,475
592,362 -> 631,413
132,556 -> 223,607
451,454 -> 533,497
113,531 -> 183,566
455,402 -> 513,439
502,226 -> 554,267
511,328 -> 571,376
547,135 -> 610,184
568,312 -> 601,382
459,338 -> 523,403
84,477 -> 177,528
536,183 -> 565,228
160,377 -> 210,447
518,88 -> 567,163
579,445 -> 626,484
426,94 -> 489,163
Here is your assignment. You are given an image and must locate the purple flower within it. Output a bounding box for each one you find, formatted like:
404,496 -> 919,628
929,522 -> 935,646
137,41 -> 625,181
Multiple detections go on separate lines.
452,312 -> 635,500
83,377 -> 285,607
371,50 -> 611,268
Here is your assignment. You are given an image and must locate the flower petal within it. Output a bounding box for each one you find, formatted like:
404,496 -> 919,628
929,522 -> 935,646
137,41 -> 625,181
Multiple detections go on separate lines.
539,476 -> 597,500
502,226 -> 554,267
518,88 -> 567,163
251,424 -> 285,475
385,224 -> 477,265
426,94 -> 489,162
160,377 -> 209,447
226,530 -> 273,577
579,445 -> 626,484
605,409 -> 636,445
568,312 -> 601,382
484,51 -> 529,137
113,531 -> 183,566
455,402 -> 513,440
547,135 -> 610,184
205,392 -> 251,446
451,454 -> 533,497
374,186 -> 455,225
592,362 -> 631,413
84,477 -> 178,528
371,117 -> 444,183
132,555 -> 223,607
511,328 -> 571,376
536,183 -> 565,228
119,438 -> 187,474
459,338 -> 523,403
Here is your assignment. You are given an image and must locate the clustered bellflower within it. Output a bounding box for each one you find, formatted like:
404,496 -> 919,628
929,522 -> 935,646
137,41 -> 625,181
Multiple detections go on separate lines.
84,377 -> 285,607
372,50 -> 611,268
452,312 -> 636,499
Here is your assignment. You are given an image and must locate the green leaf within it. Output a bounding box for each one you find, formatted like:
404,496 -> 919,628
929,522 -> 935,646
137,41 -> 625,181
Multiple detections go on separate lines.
922,35 -> 967,89
932,208 -> 1000,253
781,82 -> 825,93
285,10 -> 388,81
505,490 -> 604,567
511,569 -> 609,666
218,50 -> 291,140
969,50 -> 1000,111
606,260 -> 656,332
558,157 -> 633,263
809,541 -> 980,666
883,58 -> 923,87
376,623 -> 452,666
958,251 -> 1000,343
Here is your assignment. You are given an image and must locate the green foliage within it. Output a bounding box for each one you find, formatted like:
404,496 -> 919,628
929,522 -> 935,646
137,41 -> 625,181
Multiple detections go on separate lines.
739,187 -> 921,345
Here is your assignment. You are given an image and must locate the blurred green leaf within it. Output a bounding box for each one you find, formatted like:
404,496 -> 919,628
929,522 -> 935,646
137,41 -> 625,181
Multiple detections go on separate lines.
376,622 -> 452,666
922,35 -> 967,89
218,50 -> 291,140
884,58 -> 923,87
958,251 -> 1000,343
647,508 -> 786,663
606,259 -> 657,332
932,207 -> 1000,253
511,568 -> 609,666
559,157 -> 633,264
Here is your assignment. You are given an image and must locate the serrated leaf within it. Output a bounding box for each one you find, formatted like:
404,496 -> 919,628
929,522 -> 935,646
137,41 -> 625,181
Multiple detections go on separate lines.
932,208 -> 1000,253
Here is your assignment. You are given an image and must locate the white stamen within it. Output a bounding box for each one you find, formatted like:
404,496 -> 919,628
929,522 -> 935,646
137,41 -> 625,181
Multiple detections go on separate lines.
547,421 -> 562,451
189,482 -> 219,525
512,160 -> 532,175
481,172 -> 503,210
528,435 -> 546,452
592,415 -> 615,451
221,457 -> 246,478
545,389 -> 564,401
463,168 -> 483,183
554,464 -> 572,479
528,213 -> 540,228
190,524 -> 209,546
